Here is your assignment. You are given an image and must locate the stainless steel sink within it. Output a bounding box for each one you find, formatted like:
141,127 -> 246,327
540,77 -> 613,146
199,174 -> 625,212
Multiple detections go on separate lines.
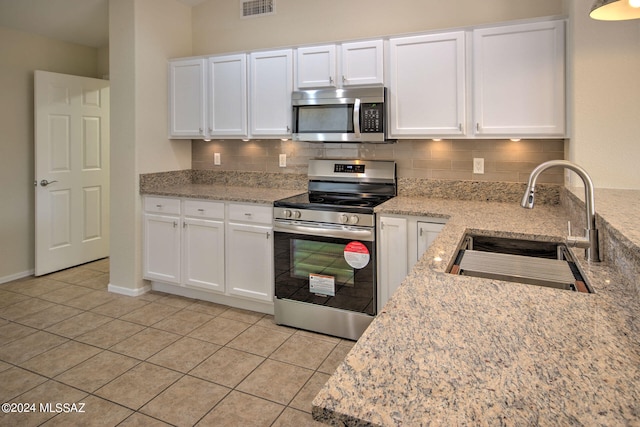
448,234 -> 592,293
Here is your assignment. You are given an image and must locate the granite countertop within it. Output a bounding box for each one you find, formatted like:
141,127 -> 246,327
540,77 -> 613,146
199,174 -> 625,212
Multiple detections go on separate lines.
140,182 -> 303,204
313,195 -> 640,426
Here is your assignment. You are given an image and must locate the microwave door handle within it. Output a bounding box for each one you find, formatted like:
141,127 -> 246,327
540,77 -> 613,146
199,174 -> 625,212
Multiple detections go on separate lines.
353,98 -> 361,139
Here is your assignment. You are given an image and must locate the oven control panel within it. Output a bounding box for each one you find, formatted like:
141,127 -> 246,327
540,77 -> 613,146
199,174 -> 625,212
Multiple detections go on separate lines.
334,164 -> 365,174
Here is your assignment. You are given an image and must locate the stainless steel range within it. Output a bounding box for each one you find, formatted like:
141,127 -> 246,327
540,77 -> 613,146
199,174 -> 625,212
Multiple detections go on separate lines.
273,159 -> 396,340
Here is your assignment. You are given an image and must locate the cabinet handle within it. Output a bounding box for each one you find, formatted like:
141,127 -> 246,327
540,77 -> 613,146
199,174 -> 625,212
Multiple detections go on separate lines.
419,228 -> 423,237
476,123 -> 480,132
173,221 -> 178,228
183,222 -> 187,228
286,125 -> 291,133
156,204 -> 162,208
342,75 -> 346,83
458,123 -> 463,132
198,208 -> 205,212
380,222 -> 385,230
329,76 -> 333,84
266,232 -> 271,239
244,213 -> 252,217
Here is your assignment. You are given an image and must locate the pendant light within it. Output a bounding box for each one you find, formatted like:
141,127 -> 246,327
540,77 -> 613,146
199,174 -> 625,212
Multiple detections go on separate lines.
590,0 -> 640,20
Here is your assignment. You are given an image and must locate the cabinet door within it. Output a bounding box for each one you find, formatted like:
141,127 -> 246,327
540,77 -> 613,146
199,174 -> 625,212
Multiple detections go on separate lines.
473,20 -> 565,136
378,216 -> 408,309
415,221 -> 445,267
168,58 -> 206,138
249,49 -> 293,137
226,222 -> 273,302
341,40 -> 384,86
143,213 -> 181,284
183,218 -> 225,292
296,45 -> 336,88
208,54 -> 248,137
389,32 -> 466,137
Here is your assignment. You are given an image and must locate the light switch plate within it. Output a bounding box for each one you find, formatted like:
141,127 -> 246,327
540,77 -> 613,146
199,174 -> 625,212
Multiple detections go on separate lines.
279,154 -> 286,168
214,153 -> 221,165
473,158 -> 484,174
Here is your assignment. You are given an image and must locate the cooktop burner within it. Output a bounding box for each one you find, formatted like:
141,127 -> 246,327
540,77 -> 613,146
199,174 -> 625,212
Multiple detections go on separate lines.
274,192 -> 393,213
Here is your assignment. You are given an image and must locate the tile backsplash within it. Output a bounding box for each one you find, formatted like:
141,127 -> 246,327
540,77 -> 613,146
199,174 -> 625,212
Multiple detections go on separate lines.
192,138 -> 565,184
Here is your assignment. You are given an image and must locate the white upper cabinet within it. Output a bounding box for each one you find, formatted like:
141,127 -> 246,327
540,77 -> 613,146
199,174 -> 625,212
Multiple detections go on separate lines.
473,20 -> 566,137
168,58 -> 206,138
388,32 -> 466,137
249,49 -> 293,137
296,45 -> 337,88
168,18 -> 565,141
208,54 -> 248,137
341,40 -> 384,86
296,40 -> 383,89
169,55 -> 248,139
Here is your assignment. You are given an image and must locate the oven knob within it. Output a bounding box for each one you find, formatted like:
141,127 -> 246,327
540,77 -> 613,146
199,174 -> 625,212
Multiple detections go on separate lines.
339,214 -> 349,224
349,215 -> 359,224
283,209 -> 292,218
293,210 -> 302,219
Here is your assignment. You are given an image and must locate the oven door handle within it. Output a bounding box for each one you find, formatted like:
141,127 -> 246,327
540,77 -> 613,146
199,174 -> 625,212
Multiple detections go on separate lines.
274,220 -> 374,242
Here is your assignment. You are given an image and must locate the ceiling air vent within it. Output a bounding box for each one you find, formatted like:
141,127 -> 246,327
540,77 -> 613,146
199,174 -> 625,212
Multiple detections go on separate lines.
241,0 -> 275,18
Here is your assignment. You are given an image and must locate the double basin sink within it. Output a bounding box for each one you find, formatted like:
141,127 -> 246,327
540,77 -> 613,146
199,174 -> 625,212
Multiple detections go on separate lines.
448,234 -> 592,293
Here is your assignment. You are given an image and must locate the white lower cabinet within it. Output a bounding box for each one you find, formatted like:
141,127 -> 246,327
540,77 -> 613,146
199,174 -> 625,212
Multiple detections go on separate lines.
143,197 -> 182,284
378,216 -> 408,309
142,196 -> 273,312
143,213 -> 181,284
226,222 -> 273,302
182,217 -> 225,292
378,215 -> 446,310
226,203 -> 273,302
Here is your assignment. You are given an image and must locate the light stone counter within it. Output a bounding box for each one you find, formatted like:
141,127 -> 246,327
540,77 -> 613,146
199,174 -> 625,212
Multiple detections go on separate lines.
139,182 -> 303,205
313,195 -> 640,426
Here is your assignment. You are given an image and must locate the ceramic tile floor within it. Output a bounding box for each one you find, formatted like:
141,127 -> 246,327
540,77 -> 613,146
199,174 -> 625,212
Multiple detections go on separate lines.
0,259 -> 354,426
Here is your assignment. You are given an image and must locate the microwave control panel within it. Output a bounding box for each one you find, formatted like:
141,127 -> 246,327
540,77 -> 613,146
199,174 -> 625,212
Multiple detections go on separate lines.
361,103 -> 384,133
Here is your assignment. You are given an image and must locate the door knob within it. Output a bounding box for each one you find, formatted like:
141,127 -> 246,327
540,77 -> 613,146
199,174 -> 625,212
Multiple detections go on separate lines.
40,179 -> 58,187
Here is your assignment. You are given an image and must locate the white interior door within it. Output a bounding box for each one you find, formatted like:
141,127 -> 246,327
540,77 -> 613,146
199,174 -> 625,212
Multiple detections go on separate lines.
34,71 -> 110,276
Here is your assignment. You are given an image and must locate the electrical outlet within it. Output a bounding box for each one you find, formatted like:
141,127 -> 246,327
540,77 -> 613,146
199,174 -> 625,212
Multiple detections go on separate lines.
279,154 -> 287,168
473,158 -> 484,174
214,153 -> 221,165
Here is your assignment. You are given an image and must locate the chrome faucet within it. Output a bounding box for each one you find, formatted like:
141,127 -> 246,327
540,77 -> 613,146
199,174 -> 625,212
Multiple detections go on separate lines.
521,160 -> 600,262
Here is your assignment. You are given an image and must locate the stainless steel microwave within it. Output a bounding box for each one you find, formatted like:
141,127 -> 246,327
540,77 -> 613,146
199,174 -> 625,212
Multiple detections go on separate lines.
291,87 -> 393,143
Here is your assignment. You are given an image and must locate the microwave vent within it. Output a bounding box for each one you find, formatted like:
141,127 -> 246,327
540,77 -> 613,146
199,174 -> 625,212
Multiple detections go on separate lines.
241,0 -> 275,18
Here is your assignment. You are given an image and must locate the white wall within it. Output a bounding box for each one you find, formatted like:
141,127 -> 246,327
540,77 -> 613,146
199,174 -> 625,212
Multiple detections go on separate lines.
109,0 -> 191,294
567,0 -> 640,189
193,0 -> 563,55
0,26 -> 99,283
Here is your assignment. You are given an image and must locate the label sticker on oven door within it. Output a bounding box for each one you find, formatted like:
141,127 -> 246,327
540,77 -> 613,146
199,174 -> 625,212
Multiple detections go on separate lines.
344,241 -> 370,269
309,274 -> 335,296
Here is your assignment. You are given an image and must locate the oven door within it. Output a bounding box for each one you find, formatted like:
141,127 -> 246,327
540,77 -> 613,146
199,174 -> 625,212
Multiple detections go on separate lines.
274,220 -> 376,316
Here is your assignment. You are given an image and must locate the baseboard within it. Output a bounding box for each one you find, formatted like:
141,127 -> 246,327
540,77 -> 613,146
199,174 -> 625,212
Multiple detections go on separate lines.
0,269 -> 34,285
108,282 -> 151,297
152,281 -> 274,315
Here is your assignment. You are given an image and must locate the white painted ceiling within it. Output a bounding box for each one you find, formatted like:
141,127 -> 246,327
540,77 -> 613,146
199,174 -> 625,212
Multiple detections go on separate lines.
0,0 -> 207,48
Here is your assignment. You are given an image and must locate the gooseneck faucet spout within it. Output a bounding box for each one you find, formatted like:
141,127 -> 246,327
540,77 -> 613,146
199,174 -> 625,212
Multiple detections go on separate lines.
521,160 -> 600,262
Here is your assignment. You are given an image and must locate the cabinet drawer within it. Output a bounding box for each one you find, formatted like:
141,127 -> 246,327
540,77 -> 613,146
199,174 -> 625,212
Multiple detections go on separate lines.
144,197 -> 181,215
184,200 -> 224,219
228,203 -> 272,224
